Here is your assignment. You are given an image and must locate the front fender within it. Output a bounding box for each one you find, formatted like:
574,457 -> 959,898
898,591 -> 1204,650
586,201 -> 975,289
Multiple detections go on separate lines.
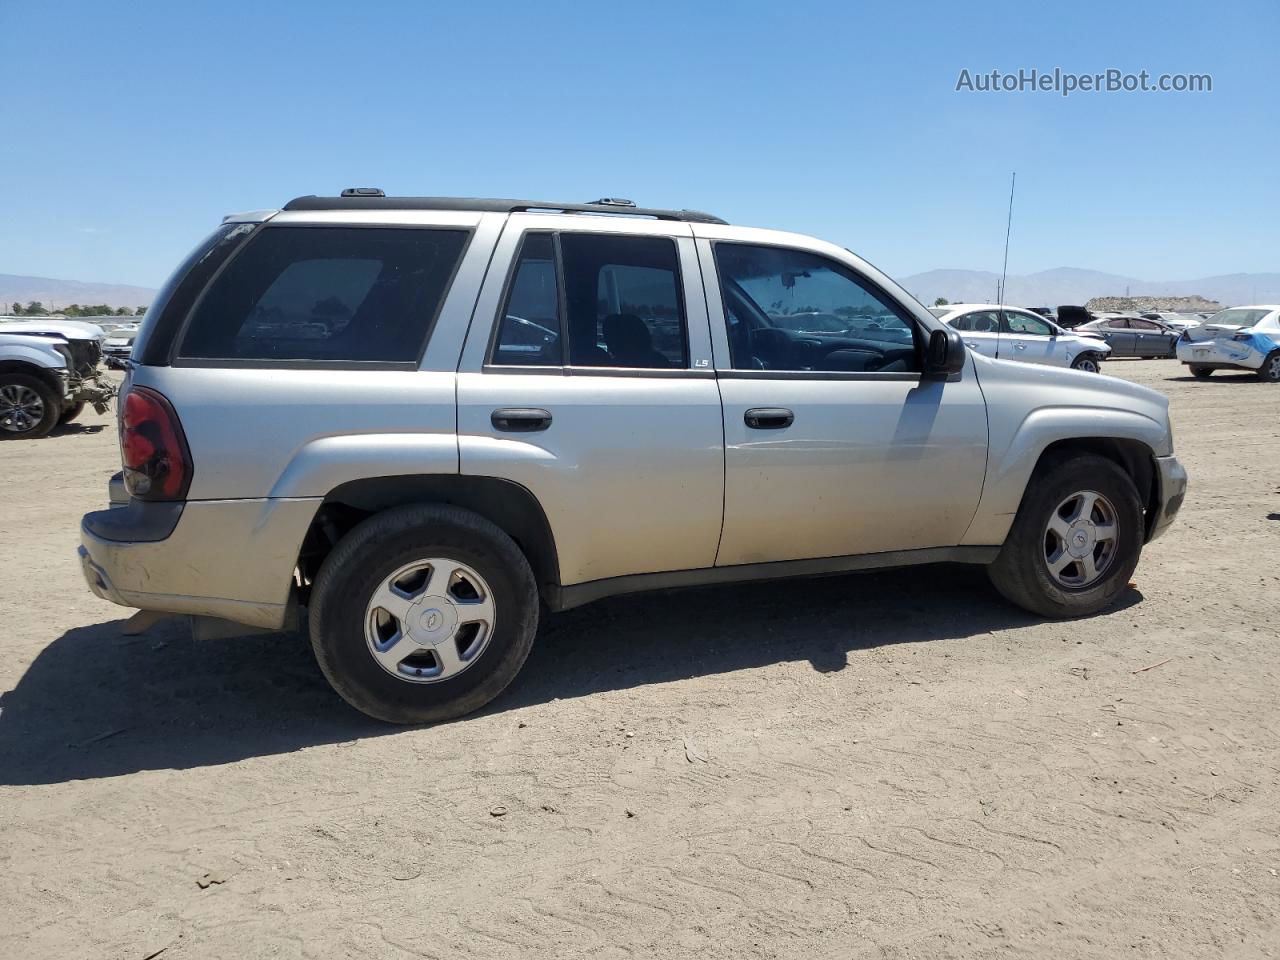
0,338 -> 69,371
961,357 -> 1172,545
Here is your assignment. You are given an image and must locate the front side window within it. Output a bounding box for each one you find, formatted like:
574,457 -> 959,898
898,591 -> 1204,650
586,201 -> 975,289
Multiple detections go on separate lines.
491,234 -> 561,365
713,243 -> 919,373
178,226 -> 468,363
1003,311 -> 1053,336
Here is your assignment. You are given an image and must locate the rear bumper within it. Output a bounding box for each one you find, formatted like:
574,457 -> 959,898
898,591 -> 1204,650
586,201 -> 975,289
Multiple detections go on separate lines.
1176,339 -> 1264,370
78,491 -> 321,630
1147,454 -> 1188,543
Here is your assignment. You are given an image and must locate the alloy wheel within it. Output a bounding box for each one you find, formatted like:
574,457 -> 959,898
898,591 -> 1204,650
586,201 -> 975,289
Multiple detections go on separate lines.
364,557 -> 496,683
1043,490 -> 1119,589
0,384 -> 45,434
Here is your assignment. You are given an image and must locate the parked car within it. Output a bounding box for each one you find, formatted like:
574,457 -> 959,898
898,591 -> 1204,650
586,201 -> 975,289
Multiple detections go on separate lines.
1139,312 -> 1197,331
78,192 -> 1187,724
1077,315 -> 1179,358
927,303 -> 1111,371
100,321 -> 141,361
0,318 -> 117,438
1175,305 -> 1280,381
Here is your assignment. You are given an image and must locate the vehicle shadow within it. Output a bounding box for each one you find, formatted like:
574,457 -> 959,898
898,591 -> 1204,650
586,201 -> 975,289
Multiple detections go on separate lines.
1165,373 -> 1260,383
0,564 -> 1142,785
46,422 -> 108,437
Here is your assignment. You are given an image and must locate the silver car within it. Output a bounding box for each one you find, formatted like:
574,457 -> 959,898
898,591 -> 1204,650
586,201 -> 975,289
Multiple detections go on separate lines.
79,192 -> 1188,724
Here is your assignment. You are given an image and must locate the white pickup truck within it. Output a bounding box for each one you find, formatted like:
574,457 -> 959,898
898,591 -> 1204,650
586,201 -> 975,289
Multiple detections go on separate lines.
0,318 -> 117,438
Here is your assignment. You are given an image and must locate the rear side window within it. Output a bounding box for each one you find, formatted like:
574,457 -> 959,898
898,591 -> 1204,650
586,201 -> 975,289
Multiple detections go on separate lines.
560,234 -> 687,368
177,226 -> 468,363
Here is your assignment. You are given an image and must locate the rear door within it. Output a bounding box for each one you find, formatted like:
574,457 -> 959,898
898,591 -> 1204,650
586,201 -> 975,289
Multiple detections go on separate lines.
457,214 -> 724,588
950,310 -> 1001,358
1096,319 -> 1136,357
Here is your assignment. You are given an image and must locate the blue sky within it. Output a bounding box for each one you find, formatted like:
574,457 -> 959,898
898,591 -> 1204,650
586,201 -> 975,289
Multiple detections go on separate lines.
1,0 -> 1276,288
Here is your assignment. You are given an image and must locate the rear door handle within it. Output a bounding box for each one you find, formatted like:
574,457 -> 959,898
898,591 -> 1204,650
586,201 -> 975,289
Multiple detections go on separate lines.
491,407 -> 552,432
744,407 -> 794,429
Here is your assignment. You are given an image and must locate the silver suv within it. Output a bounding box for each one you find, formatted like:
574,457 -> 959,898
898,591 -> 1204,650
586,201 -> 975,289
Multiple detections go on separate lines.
79,192 -> 1188,724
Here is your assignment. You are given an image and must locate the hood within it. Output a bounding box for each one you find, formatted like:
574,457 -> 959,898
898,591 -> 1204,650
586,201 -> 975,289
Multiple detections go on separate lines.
971,349 -> 1169,419
0,319 -> 105,341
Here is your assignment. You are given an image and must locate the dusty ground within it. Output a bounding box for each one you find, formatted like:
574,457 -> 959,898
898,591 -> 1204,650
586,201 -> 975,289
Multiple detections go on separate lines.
2,359 -> 1279,960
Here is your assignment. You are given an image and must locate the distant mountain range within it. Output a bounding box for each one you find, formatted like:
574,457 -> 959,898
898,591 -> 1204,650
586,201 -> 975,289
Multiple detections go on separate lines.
0,273 -> 157,310
898,267 -> 1280,309
3,266 -> 1278,316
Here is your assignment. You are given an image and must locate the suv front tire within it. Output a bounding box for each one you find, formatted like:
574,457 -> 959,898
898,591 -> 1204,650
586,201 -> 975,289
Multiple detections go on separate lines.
309,504 -> 539,724
987,452 -> 1142,618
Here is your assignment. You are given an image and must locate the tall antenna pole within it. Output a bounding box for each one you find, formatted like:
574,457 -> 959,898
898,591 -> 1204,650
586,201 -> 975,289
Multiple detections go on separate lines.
999,172 -> 1016,309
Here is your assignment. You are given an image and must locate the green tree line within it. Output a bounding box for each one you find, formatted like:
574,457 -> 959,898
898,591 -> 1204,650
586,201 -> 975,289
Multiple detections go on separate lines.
8,301 -> 147,317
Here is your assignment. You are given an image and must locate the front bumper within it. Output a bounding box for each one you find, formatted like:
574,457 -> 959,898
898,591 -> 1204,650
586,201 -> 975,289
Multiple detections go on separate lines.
78,486 -> 320,630
1147,454 -> 1188,543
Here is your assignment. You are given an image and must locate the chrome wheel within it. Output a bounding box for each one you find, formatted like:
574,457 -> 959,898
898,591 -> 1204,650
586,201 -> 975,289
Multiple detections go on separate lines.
0,384 -> 46,434
1044,490 -> 1119,589
1266,353 -> 1280,381
1073,356 -> 1099,373
364,558 -> 496,683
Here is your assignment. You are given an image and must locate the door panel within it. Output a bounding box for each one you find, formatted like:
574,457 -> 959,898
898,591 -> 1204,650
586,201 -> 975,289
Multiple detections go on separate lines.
715,373 -> 989,564
458,372 -> 724,584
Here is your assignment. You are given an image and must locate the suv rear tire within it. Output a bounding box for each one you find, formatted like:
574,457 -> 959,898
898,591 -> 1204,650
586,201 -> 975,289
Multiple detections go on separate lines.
0,372 -> 62,439
987,452 -> 1142,618
309,504 -> 539,724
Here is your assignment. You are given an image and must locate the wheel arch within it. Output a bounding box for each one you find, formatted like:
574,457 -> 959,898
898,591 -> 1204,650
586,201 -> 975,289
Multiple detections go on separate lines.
296,474 -> 561,603
0,358 -> 65,395
1033,437 -> 1160,541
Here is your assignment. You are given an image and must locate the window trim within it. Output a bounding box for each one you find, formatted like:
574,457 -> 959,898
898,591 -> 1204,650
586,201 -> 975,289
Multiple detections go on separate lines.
483,228 -> 693,374
170,222 -> 475,370
708,239 -> 925,379
485,230 -> 565,370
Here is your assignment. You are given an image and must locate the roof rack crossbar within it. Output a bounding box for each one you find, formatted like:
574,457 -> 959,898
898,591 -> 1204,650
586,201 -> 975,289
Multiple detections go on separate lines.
281,195 -> 727,224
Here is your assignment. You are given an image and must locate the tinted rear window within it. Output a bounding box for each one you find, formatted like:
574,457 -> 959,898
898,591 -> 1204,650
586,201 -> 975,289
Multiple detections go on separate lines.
177,226 -> 468,363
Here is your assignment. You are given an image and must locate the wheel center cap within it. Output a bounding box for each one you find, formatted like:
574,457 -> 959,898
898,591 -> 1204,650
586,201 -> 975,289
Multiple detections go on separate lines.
409,596 -> 457,646
1067,521 -> 1096,559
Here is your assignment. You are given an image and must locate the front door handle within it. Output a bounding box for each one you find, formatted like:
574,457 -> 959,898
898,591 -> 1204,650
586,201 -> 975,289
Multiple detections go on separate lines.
491,407 -> 553,432
744,407 -> 794,429
1014,342 -> 1026,350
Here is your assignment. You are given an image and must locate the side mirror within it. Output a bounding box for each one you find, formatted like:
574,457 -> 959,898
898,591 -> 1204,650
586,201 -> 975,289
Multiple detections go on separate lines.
924,327 -> 966,378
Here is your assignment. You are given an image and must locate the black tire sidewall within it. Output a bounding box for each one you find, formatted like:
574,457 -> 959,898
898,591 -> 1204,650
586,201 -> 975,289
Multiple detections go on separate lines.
0,373 -> 62,439
1259,351 -> 1280,383
58,401 -> 85,424
310,507 -> 538,724
1072,354 -> 1100,372
990,454 -> 1142,618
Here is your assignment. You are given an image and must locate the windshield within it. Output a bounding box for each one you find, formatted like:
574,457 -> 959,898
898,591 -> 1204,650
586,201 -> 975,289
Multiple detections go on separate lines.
1206,308 -> 1271,328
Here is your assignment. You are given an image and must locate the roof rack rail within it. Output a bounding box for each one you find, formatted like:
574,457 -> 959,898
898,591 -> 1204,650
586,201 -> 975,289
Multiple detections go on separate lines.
281,194 -> 727,225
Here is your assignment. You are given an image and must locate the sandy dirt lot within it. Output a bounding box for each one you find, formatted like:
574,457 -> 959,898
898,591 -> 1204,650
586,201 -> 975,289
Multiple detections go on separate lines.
2,359 -> 1278,959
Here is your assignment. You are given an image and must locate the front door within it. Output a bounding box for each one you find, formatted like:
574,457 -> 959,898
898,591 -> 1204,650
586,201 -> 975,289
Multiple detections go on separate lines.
1001,309 -> 1060,365
456,216 -> 725,588
697,235 -> 988,566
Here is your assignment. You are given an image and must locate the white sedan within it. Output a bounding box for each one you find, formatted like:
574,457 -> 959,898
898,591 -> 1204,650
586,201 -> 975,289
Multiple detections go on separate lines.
1175,305 -> 1280,382
928,304 -> 1111,372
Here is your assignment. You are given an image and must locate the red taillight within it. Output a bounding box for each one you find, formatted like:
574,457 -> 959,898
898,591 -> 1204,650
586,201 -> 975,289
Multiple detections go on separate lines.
120,386 -> 191,500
